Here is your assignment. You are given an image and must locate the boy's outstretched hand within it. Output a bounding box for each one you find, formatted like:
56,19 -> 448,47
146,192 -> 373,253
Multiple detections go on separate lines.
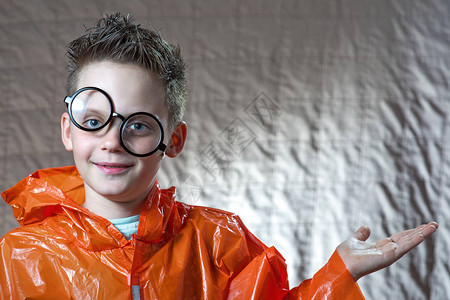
337,222 -> 438,281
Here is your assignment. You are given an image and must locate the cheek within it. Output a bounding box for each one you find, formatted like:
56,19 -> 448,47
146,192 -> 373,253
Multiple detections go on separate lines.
138,156 -> 163,175
71,133 -> 96,157
141,155 -> 160,166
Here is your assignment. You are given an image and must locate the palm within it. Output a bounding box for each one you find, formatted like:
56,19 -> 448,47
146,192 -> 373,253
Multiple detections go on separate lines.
337,222 -> 438,281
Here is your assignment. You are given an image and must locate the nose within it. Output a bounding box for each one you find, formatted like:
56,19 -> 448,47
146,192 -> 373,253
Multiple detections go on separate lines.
100,118 -> 125,153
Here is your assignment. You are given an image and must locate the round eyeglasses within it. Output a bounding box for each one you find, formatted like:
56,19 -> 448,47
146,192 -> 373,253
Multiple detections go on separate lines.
64,87 -> 167,157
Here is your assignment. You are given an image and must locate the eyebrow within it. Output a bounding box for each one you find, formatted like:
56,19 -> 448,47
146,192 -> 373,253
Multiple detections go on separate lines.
82,108 -> 109,117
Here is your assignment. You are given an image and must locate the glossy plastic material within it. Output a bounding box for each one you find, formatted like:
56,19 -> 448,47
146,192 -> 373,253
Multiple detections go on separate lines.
0,166 -> 364,299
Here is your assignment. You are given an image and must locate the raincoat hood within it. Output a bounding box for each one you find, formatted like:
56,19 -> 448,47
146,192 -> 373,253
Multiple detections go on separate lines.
3,166 -> 86,226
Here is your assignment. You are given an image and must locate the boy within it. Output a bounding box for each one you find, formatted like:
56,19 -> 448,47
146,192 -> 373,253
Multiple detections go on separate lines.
0,13 -> 437,299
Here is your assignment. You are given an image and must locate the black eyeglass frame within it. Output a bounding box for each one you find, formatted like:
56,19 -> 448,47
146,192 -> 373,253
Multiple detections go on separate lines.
63,86 -> 167,157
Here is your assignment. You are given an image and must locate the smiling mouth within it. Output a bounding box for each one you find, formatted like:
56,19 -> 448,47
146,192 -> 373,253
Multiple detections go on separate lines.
94,163 -> 133,174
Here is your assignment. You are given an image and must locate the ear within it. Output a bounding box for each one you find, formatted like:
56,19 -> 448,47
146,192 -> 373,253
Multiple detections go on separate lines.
165,121 -> 187,158
61,112 -> 73,151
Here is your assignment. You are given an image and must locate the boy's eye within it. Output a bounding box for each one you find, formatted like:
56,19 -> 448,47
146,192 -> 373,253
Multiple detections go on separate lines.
83,119 -> 103,129
126,122 -> 153,135
131,123 -> 146,131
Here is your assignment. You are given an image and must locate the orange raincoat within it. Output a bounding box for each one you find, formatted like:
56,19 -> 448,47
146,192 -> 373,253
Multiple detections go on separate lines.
0,166 -> 364,299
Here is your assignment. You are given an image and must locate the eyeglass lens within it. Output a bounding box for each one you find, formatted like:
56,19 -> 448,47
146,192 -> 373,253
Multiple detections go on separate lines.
69,88 -> 163,156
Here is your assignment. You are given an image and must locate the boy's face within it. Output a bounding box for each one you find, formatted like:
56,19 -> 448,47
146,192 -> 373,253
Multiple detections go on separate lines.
61,61 -> 181,205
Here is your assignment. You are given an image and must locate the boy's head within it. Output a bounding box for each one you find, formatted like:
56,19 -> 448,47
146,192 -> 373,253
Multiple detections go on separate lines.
60,14 -> 188,214
66,13 -> 187,131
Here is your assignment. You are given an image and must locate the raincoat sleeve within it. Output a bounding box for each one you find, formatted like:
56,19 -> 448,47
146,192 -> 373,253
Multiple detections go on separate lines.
287,250 -> 364,299
228,217 -> 364,300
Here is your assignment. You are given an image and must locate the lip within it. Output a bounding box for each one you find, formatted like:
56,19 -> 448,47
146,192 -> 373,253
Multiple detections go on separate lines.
93,162 -> 133,175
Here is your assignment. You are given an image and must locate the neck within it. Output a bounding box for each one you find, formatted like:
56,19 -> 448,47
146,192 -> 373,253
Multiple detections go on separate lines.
82,185 -> 152,219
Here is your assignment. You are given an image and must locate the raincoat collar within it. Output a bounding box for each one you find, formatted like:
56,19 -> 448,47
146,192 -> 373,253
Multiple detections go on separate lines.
1,166 -> 189,250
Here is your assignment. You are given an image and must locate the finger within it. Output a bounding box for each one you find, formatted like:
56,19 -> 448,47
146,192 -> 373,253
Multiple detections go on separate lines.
406,223 -> 438,244
353,226 -> 371,241
390,225 -> 422,240
393,223 -> 438,256
391,222 -> 438,244
422,222 -> 438,238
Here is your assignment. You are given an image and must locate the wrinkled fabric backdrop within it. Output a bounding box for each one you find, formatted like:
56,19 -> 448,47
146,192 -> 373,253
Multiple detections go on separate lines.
0,1 -> 448,299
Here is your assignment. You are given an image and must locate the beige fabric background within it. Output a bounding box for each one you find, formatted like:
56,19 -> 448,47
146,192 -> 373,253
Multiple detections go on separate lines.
0,1 -> 448,299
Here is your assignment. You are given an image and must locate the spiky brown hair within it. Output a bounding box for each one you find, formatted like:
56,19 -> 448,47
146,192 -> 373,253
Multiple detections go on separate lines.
66,13 -> 187,130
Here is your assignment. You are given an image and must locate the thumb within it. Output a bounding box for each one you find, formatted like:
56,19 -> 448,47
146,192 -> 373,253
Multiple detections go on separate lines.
353,226 -> 371,241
